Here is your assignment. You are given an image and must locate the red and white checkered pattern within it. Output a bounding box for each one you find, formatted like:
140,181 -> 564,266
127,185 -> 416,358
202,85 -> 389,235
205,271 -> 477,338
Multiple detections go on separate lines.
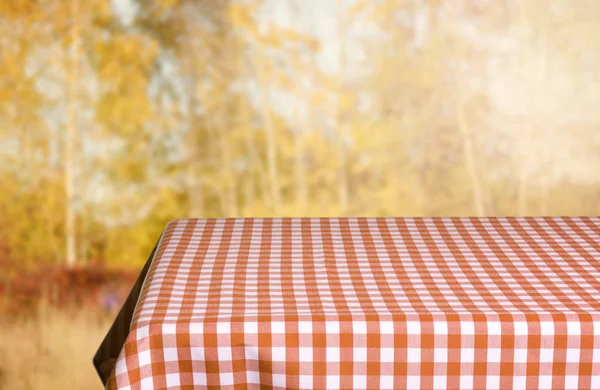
105,217 -> 600,389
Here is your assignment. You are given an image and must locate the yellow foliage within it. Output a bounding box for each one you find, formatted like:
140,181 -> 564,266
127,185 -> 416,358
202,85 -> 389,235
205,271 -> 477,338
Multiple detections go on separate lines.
0,0 -> 38,18
1,0 -> 600,273
347,1 -> 371,18
158,0 -> 181,10
228,4 -> 257,32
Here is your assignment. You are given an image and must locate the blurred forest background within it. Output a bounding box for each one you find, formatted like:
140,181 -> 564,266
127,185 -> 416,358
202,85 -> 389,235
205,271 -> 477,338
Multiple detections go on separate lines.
1,0 -> 600,388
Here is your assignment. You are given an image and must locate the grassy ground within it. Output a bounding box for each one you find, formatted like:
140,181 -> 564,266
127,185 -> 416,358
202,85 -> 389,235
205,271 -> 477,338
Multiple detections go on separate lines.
0,304 -> 113,390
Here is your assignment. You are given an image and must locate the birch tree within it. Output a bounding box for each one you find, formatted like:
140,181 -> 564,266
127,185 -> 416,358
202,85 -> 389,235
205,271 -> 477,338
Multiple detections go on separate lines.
65,0 -> 81,267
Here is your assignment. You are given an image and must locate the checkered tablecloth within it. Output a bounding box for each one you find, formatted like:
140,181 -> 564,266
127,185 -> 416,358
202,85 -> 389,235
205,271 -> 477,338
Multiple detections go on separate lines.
96,217 -> 600,389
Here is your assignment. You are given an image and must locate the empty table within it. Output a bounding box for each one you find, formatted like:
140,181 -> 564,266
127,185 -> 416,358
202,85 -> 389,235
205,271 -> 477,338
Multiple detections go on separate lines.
95,217 -> 600,389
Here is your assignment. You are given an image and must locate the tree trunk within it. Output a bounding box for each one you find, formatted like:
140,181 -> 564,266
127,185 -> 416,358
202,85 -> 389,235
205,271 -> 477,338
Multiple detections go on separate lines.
257,57 -> 282,215
294,55 -> 309,215
517,171 -> 528,216
65,0 -> 80,268
264,105 -> 281,215
242,103 -> 263,215
186,157 -> 204,217
336,0 -> 349,216
449,5 -> 485,217
540,181 -> 549,215
238,63 -> 267,215
456,84 -> 486,217
294,111 -> 308,215
216,110 -> 238,217
184,63 -> 204,217
515,0 -> 549,218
